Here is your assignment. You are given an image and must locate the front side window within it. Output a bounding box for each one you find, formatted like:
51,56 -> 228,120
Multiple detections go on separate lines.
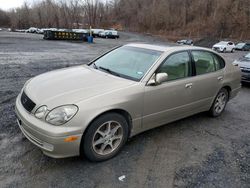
192,51 -> 215,75
93,46 -> 163,81
158,51 -> 190,81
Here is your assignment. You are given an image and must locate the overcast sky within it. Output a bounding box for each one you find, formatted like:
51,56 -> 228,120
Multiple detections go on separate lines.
0,0 -> 108,11
0,0 -> 31,10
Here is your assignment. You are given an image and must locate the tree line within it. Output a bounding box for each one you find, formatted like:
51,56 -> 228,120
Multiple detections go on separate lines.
0,0 -> 249,39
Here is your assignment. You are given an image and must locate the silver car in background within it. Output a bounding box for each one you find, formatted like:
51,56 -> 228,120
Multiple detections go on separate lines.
15,44 -> 241,161
233,52 -> 250,83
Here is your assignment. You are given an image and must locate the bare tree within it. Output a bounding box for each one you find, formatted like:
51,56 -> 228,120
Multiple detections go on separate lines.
1,0 -> 249,39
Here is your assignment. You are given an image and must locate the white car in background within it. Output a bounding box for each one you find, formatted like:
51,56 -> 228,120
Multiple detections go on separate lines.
26,27 -> 39,33
72,29 -> 88,34
91,29 -> 105,37
99,30 -> 119,39
212,41 -> 235,53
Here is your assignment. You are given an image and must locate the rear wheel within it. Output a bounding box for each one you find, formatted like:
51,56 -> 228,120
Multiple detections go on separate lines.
82,113 -> 128,162
209,88 -> 229,117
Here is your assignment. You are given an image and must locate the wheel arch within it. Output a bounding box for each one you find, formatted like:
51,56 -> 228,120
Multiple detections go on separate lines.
79,108 -> 133,155
222,85 -> 232,99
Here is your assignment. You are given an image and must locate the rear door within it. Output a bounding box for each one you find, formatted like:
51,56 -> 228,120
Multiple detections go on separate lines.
187,50 -> 225,109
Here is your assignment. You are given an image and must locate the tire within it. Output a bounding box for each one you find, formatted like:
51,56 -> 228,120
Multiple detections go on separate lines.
82,113 -> 129,162
209,88 -> 229,117
231,48 -> 234,53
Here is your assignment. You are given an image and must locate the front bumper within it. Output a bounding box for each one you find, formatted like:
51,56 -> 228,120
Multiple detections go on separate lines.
212,47 -> 223,52
15,95 -> 82,158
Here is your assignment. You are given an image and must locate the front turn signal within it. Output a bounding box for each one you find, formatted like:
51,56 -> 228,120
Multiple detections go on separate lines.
64,136 -> 79,142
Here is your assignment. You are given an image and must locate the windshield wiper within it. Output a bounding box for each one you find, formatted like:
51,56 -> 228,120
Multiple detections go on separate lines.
98,66 -> 121,77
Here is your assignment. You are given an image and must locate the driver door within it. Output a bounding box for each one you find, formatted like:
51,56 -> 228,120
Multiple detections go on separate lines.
142,51 -> 196,131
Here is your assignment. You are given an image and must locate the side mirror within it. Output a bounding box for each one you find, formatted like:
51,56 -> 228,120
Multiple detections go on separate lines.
147,73 -> 168,86
156,72 -> 168,84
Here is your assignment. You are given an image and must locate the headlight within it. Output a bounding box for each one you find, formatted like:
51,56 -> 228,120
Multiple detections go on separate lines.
45,105 -> 78,126
232,60 -> 239,66
35,105 -> 48,119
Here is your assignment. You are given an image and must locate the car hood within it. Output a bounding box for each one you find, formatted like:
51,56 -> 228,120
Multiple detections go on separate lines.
213,44 -> 225,48
236,59 -> 250,68
24,65 -> 135,108
239,57 -> 250,62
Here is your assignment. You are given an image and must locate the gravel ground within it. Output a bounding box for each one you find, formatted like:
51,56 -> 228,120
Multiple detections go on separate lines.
0,31 -> 249,188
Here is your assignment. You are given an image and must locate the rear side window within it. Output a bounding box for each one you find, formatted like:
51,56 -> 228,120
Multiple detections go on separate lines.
213,54 -> 225,70
192,51 -> 215,75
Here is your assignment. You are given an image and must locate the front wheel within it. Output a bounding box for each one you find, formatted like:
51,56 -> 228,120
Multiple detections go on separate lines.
82,113 -> 129,162
209,88 -> 229,117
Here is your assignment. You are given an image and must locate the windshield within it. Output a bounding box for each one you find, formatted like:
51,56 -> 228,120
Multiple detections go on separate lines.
217,41 -> 228,45
236,43 -> 245,47
93,46 -> 162,81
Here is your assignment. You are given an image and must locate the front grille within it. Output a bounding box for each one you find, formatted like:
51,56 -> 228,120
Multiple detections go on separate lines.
21,92 -> 36,112
241,68 -> 250,73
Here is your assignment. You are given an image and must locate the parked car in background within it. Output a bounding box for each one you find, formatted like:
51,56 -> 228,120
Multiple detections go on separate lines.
91,29 -> 104,37
212,41 -> 235,53
26,27 -> 39,33
99,30 -> 119,39
72,29 -> 88,34
40,28 -> 57,33
36,28 -> 44,34
177,39 -> 193,45
233,52 -> 250,82
15,44 -> 241,162
235,42 -> 250,51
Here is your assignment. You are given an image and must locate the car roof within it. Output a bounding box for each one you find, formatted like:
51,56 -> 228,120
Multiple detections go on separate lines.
125,43 -> 213,53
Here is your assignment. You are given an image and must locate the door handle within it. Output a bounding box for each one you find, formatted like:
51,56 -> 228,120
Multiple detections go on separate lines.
185,83 -> 193,88
217,76 -> 223,81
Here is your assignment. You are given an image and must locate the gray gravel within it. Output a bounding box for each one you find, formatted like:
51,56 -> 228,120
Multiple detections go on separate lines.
0,31 -> 249,188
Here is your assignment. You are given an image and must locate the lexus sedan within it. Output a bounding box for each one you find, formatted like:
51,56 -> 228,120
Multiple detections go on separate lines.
233,52 -> 250,82
15,44 -> 241,161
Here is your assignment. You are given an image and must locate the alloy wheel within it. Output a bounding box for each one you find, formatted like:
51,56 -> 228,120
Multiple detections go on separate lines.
92,121 -> 123,156
214,92 -> 227,114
